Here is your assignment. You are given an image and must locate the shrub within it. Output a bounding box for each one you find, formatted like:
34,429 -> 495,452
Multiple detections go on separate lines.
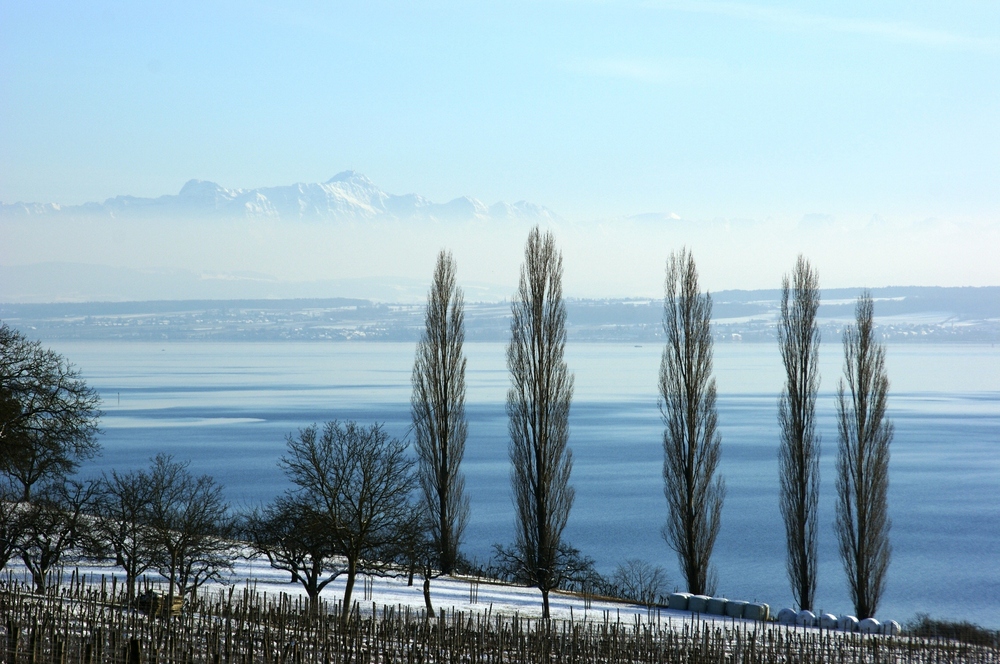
905,613 -> 1000,648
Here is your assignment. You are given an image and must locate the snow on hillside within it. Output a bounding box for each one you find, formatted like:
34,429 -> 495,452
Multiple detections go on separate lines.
3,554 -> 911,641
3,555 -> 736,629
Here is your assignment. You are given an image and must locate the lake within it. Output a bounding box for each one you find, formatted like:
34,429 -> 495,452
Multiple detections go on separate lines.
47,340 -> 1000,628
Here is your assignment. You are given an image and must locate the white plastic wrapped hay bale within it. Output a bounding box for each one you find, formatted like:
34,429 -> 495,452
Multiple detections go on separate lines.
687,595 -> 710,613
859,618 -> 881,634
667,593 -> 691,611
726,601 -> 748,618
838,615 -> 859,632
706,597 -> 728,615
796,610 -> 817,627
819,613 -> 839,630
743,603 -> 770,621
777,608 -> 797,625
881,620 -> 901,636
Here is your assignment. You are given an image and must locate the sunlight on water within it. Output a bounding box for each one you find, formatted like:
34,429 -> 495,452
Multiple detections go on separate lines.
48,340 -> 1000,628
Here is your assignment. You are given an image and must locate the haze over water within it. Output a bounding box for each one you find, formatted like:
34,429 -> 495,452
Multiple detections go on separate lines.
51,339 -> 1000,629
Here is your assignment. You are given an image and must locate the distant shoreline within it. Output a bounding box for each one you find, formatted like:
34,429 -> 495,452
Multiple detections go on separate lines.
3,287 -> 999,344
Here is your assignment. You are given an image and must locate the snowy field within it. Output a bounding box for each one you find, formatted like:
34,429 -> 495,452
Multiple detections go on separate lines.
4,555 -> 713,627
2,554 -> 896,639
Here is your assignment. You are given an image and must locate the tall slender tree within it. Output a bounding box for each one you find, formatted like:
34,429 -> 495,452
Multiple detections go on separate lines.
778,255 -> 821,611
660,248 -> 724,596
411,250 -> 469,575
836,292 -> 893,619
506,227 -> 575,620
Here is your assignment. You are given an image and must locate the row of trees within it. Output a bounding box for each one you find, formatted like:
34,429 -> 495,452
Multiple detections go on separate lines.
409,232 -> 894,620
0,451 -> 233,604
776,258 -> 893,619
645,251 -> 892,619
1,229 -> 894,621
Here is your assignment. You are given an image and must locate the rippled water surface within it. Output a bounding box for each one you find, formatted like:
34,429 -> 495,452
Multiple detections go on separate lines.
50,340 -> 1000,628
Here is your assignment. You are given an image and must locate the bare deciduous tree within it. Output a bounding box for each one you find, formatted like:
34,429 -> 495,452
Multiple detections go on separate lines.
18,478 -> 100,593
145,455 -> 234,610
411,250 -> 469,575
280,421 -> 417,625
93,468 -> 157,602
611,559 -> 670,607
660,248 -> 725,596
0,323 -> 101,500
506,227 -> 575,620
836,292 -> 893,620
244,493 -> 340,613
778,255 -> 821,611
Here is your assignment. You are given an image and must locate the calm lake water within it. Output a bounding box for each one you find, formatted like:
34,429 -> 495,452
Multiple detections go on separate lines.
49,340 -> 1000,628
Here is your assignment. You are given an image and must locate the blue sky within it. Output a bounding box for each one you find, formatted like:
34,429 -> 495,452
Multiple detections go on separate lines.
2,2 -> 999,297
3,1 -> 998,221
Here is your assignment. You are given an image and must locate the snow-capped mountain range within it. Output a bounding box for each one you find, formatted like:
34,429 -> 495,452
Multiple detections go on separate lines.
0,171 -> 559,223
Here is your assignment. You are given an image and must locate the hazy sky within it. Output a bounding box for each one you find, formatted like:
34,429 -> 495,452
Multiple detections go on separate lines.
2,1 -> 999,297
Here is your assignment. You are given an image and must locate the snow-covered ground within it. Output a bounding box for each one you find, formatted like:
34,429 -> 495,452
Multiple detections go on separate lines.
4,555 -> 746,630
5,554 -> 913,640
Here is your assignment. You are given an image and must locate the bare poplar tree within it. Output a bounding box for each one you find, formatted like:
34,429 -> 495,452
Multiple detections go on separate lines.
506,227 -> 574,620
778,255 -> 821,611
836,292 -> 893,619
411,250 -> 469,575
660,248 -> 724,596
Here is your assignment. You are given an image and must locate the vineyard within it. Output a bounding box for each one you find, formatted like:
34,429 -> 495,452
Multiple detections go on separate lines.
2,574 -> 998,664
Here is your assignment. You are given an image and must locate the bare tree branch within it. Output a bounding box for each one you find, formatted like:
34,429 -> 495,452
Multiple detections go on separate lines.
244,492 -> 341,613
17,478 -> 100,593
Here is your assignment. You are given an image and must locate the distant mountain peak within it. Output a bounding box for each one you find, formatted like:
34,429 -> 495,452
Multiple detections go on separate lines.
324,170 -> 374,186
177,179 -> 235,200
179,179 -> 223,194
1,173 -> 559,223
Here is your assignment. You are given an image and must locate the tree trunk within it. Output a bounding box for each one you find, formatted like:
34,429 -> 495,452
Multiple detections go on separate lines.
341,559 -> 357,626
166,553 -> 177,618
422,576 -> 435,618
